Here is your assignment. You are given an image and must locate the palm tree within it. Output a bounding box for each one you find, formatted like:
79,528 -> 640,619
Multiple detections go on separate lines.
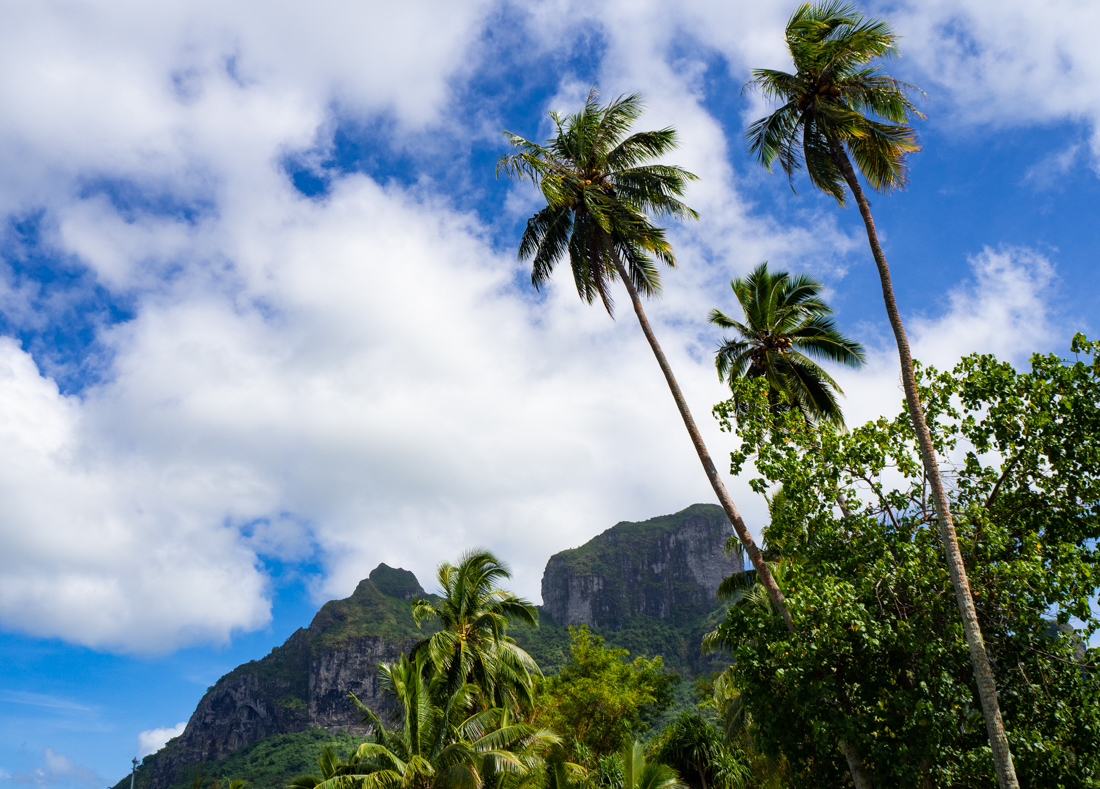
410,551 -> 540,714
745,3 -> 1018,786
710,262 -> 864,426
653,711 -> 749,789
295,653 -> 556,789
288,744 -> 377,789
620,741 -> 685,789
499,88 -> 796,635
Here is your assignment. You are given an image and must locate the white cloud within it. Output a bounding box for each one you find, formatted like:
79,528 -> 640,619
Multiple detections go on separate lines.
885,0 -> 1100,169
0,0 -> 1084,657
0,336 -> 273,653
0,0 -> 814,652
909,246 -> 1057,365
836,246 -> 1060,426
138,722 -> 187,758
517,0 -> 1100,174
0,692 -> 91,713
8,748 -> 101,789
1024,143 -> 1085,190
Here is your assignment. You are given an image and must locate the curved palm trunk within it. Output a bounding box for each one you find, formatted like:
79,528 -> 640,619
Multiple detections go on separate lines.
610,258 -> 871,789
830,141 -> 1020,789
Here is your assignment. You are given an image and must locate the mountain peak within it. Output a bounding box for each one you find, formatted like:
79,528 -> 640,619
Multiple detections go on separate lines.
368,563 -> 425,600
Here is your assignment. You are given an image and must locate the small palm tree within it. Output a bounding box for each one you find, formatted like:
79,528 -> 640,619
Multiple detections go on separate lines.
620,741 -> 685,789
499,88 -> 796,634
709,262 -> 864,426
745,3 -> 1018,786
410,551 -> 540,713
288,745 -> 377,789
297,653 -> 556,789
653,712 -> 749,789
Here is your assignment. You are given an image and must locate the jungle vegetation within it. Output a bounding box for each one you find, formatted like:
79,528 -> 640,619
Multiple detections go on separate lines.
189,3 -> 1100,788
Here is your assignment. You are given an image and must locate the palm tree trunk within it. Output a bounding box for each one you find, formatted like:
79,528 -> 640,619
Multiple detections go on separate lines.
609,257 -> 794,633
609,257 -> 873,789
829,140 -> 1020,789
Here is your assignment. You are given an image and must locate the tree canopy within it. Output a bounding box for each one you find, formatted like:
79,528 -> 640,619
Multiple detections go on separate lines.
534,627 -> 678,766
707,336 -> 1100,786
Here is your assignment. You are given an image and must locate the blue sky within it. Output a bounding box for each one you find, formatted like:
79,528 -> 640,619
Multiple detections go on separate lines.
1,0 -> 1098,785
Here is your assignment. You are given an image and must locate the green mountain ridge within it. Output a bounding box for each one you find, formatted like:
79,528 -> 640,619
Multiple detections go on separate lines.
117,504 -> 741,789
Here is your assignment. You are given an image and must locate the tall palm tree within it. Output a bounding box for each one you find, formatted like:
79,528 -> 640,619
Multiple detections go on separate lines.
710,262 -> 864,426
499,88 -> 797,635
410,551 -> 540,714
745,3 -> 1018,786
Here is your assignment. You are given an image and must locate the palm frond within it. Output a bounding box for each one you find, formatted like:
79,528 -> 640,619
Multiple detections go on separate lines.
747,1 -> 922,200
498,89 -> 697,315
710,261 -> 862,425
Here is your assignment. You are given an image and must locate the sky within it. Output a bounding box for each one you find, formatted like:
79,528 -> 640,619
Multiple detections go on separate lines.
0,0 -> 1098,785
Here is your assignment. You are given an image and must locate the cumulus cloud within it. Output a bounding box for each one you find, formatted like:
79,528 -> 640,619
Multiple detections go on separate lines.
887,0 -> 1100,170
0,336 -> 273,652
0,0 -> 801,653
0,0 -> 498,206
138,722 -> 187,758
7,748 -> 101,789
0,0 -> 1084,657
836,246 -> 1060,425
520,0 -> 1100,175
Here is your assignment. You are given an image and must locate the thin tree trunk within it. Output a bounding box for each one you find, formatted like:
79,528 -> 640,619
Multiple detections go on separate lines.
610,257 -> 793,633
829,140 -> 1020,789
840,740 -> 871,789
609,257 -> 872,789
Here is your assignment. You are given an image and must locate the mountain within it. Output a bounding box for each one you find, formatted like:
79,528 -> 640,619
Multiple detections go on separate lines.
121,504 -> 740,789
542,503 -> 742,628
133,564 -> 435,789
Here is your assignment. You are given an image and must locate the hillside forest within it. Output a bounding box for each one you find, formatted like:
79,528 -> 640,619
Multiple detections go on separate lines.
133,3 -> 1099,788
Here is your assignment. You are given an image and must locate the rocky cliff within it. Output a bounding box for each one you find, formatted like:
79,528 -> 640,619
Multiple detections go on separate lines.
141,564 -> 432,789
541,503 -> 742,629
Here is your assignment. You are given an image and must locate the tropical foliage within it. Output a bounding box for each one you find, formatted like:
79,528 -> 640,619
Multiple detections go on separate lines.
651,712 -> 748,789
498,88 -> 697,313
744,5 -> 1020,785
348,653 -> 554,789
293,566 -> 558,789
707,337 -> 1100,786
619,741 -> 686,789
709,262 -> 864,426
744,0 -> 922,200
534,627 -> 677,765
410,551 -> 540,713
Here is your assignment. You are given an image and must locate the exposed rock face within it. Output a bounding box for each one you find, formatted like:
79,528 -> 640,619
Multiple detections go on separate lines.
541,503 -> 742,629
146,630 -> 312,785
308,636 -> 411,730
144,567 -> 428,789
